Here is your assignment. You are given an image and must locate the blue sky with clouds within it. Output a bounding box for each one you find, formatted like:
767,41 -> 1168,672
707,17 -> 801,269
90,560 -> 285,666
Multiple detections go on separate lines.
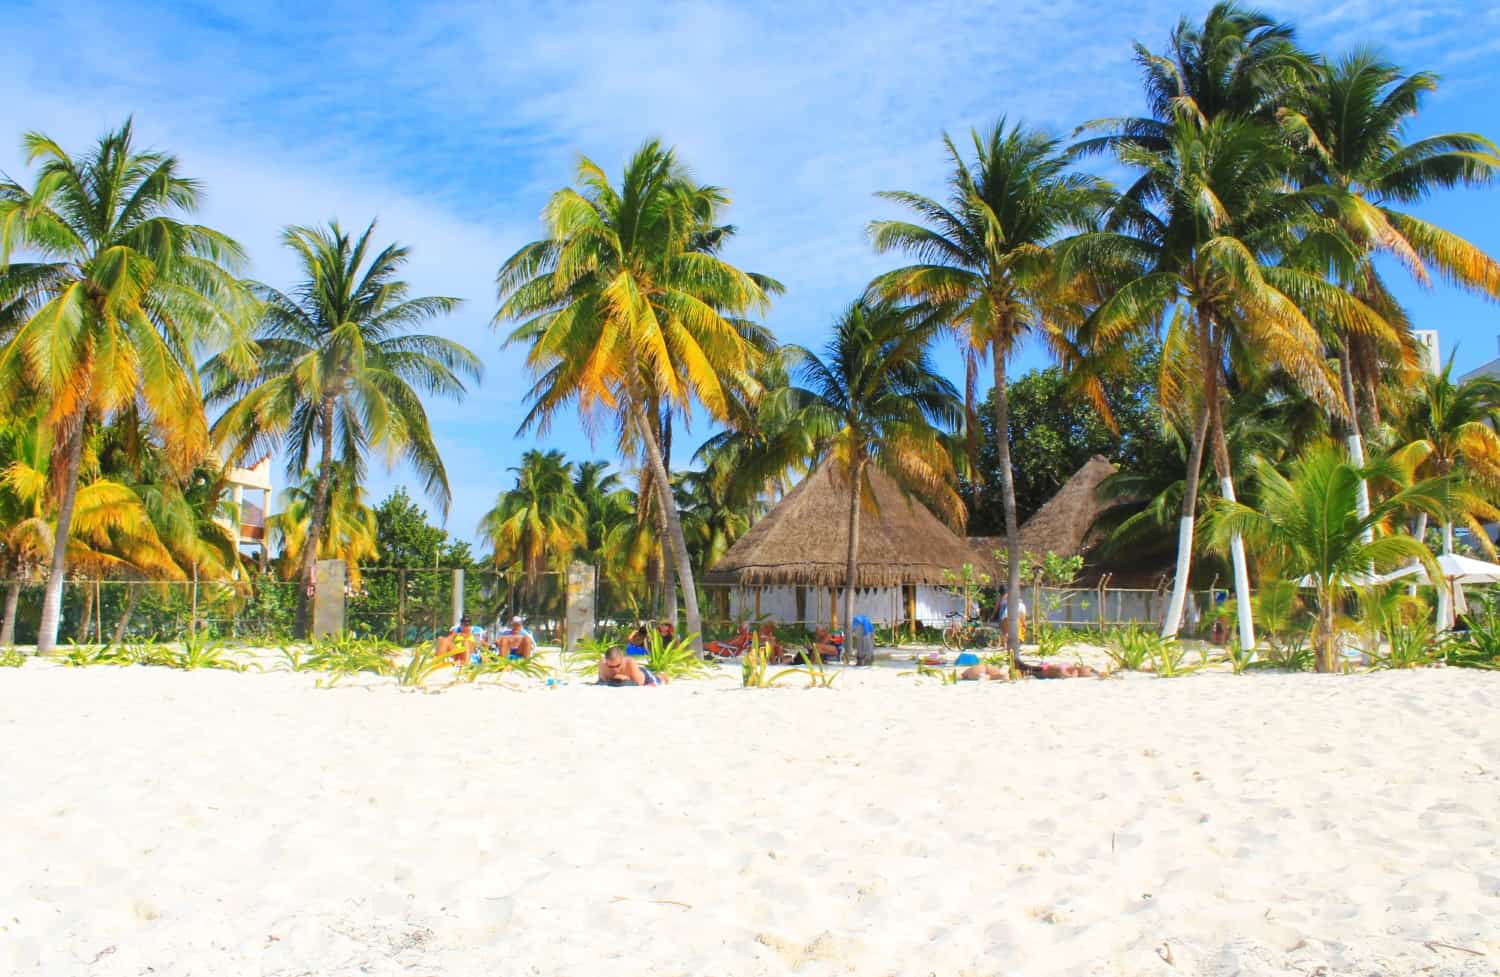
4,0 -> 1498,544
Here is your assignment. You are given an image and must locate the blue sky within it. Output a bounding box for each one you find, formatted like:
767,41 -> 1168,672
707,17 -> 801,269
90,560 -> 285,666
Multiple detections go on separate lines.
4,0 -> 1499,545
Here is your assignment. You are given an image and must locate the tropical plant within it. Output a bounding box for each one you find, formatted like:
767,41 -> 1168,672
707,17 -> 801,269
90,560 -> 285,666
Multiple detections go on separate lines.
172,630 -> 243,671
1445,598 -> 1500,669
1249,636 -> 1314,672
788,299 -> 963,635
58,642 -> 136,667
1105,623 -> 1172,672
0,121 -> 249,653
0,648 -> 24,667
204,220 -> 479,637
1209,442 -> 1444,671
642,628 -> 711,680
478,449 -> 586,590
395,641 -> 451,688
1281,51 -> 1500,450
495,141 -> 773,653
1390,362 -> 1500,559
269,467 -> 378,587
1150,640 -> 1206,677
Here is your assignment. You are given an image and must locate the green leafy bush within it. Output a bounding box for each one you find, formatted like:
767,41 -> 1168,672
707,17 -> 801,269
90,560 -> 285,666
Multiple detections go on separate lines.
0,649 -> 25,667
643,629 -> 710,680
1104,623 -> 1166,672
1446,600 -> 1500,670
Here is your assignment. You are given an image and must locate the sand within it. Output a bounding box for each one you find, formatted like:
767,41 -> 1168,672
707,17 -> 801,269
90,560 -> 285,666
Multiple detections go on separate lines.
2,658 -> 1498,976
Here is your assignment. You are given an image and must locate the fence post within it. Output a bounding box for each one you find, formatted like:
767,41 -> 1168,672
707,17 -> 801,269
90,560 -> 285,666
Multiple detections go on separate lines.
564,561 -> 596,652
397,569 -> 406,642
451,568 -> 464,629
312,560 -> 346,638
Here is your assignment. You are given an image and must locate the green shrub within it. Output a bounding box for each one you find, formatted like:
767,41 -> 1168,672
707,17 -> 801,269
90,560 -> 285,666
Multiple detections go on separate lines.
1368,620 -> 1442,670
1446,600 -> 1500,670
0,649 -> 25,668
1248,635 -> 1313,672
173,632 -> 245,671
643,629 -> 710,680
59,642 -> 136,667
1104,624 -> 1165,672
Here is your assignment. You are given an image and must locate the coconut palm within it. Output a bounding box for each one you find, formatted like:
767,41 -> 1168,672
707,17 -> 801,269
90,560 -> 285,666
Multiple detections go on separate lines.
787,299 -> 963,637
869,119 -> 1107,654
495,140 -> 771,652
1280,50 -> 1500,521
1209,441 -> 1443,672
1061,106 -> 1389,648
269,467 -> 379,587
204,220 -> 480,636
479,449 -> 587,594
1390,361 -> 1500,557
0,121 -> 248,652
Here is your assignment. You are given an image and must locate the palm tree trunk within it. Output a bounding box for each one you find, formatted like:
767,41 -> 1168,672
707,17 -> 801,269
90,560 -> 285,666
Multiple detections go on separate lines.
1338,352 -> 1373,541
1315,593 -> 1337,674
1162,407 -> 1211,637
0,576 -> 20,647
295,399 -> 337,638
993,355 -> 1023,670
841,454 -> 868,633
1209,396 -> 1256,652
76,582 -> 95,642
36,424 -> 86,655
112,581 -> 142,645
633,403 -> 702,653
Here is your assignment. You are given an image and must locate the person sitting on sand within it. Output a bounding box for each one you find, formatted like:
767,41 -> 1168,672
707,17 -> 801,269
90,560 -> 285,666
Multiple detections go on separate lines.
810,627 -> 841,662
655,620 -> 676,644
625,626 -> 649,657
597,647 -> 664,686
495,616 -> 535,659
757,620 -> 789,662
435,616 -> 479,666
706,622 -> 752,659
1016,658 -> 1096,679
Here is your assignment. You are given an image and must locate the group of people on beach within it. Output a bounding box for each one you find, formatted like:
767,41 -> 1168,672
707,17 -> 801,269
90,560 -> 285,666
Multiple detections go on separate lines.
435,615 -> 535,666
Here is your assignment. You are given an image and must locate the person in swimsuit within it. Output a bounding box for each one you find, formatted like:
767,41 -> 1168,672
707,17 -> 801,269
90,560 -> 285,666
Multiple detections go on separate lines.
495,616 -> 535,658
597,647 -> 664,685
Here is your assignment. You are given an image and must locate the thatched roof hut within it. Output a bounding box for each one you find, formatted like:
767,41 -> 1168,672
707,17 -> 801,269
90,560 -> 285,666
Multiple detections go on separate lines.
705,462 -> 996,587
969,454 -> 1118,564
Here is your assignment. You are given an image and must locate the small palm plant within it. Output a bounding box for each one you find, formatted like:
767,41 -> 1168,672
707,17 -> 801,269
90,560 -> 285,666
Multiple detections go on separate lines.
1208,442 -> 1445,672
643,629 -> 710,681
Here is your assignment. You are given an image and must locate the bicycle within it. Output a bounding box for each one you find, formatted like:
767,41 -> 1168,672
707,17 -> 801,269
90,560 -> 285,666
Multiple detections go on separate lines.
941,611 -> 999,651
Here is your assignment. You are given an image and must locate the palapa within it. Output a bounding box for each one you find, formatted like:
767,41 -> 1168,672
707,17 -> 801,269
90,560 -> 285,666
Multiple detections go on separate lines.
969,454 -> 1118,565
705,462 -> 995,588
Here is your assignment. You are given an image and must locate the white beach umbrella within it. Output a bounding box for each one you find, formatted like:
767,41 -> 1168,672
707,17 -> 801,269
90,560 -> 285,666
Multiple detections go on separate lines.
1382,554 -> 1500,629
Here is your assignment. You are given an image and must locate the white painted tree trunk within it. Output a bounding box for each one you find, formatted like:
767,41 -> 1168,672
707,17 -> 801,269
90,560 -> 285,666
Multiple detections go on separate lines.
1220,476 -> 1256,652
1161,408 -> 1211,637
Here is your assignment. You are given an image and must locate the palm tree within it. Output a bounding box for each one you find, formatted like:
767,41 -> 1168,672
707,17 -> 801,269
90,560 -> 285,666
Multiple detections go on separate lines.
1062,105 -> 1388,649
269,467 -> 379,588
1391,361 -> 1500,557
1280,50 -> 1500,518
495,141 -> 771,651
870,120 -> 1106,653
478,449 -> 587,599
0,121 -> 247,652
788,299 -> 963,637
204,220 -> 480,636
1209,441 -> 1443,671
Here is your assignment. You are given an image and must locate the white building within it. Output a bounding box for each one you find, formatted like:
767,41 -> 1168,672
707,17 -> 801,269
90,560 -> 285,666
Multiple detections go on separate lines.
215,457 -> 273,570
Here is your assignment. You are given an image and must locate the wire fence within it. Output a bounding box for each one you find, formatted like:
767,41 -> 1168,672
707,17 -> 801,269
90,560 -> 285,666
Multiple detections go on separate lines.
1,572 -> 1229,648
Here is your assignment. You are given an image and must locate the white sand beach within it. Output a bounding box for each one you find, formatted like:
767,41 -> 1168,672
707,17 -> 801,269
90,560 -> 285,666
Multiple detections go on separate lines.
3,662 -> 1498,977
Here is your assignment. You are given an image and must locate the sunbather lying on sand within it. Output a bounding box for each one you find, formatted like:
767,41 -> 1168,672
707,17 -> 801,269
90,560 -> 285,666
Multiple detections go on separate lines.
959,664 -> 1007,681
597,647 -> 664,686
1016,659 -> 1097,679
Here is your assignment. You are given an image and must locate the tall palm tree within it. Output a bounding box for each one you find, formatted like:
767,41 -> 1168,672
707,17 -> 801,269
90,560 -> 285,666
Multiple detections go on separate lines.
1062,107 -> 1386,648
1209,441 -> 1443,671
269,467 -> 379,588
1280,50 -> 1500,519
204,220 -> 480,636
1391,361 -> 1500,557
870,120 -> 1106,653
495,141 -> 771,651
788,299 -> 963,637
478,449 -> 587,596
0,121 -> 247,652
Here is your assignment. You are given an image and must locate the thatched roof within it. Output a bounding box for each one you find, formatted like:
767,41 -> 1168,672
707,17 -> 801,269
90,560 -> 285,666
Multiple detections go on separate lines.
970,454 -> 1118,565
705,462 -> 996,587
